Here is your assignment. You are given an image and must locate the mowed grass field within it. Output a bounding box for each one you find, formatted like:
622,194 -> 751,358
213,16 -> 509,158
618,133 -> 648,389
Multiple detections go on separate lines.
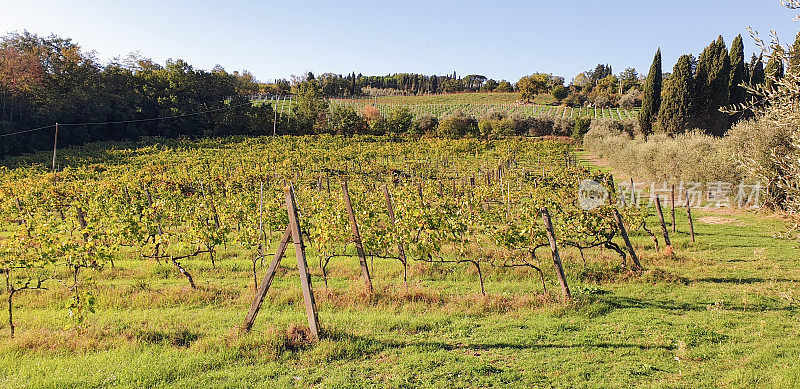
0,143 -> 798,387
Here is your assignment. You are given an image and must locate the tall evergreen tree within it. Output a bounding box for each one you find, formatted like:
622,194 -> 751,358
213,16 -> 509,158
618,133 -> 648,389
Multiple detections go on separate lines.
765,49 -> 785,90
655,55 -> 694,134
693,36 -> 730,135
788,30 -> 800,73
638,48 -> 662,134
750,54 -> 765,86
349,71 -> 356,95
728,35 -> 748,109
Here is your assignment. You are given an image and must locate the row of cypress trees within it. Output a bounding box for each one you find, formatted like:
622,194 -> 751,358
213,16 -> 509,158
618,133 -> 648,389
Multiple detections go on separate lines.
638,34 -> 790,136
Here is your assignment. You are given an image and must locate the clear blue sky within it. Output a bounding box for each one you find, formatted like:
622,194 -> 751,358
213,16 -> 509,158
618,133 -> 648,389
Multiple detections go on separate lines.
1,0 -> 798,83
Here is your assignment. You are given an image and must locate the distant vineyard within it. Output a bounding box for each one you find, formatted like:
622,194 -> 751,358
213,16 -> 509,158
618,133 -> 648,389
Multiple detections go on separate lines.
253,95 -> 639,120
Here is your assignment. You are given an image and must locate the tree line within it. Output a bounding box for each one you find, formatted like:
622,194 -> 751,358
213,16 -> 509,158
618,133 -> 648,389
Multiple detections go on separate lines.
637,34 -> 789,136
278,72 -> 515,97
0,32 -> 273,160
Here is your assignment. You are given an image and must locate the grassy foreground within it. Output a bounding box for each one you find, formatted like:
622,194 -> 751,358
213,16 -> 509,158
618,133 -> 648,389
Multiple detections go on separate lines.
0,202 -> 797,387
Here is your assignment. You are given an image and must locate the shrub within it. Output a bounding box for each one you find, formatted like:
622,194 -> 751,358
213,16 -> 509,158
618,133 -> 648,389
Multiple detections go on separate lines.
508,113 -> 534,135
583,125 -> 741,183
361,105 -> 381,123
552,85 -> 569,101
482,109 -> 507,122
527,115 -> 555,136
572,116 -> 592,140
618,88 -> 640,109
563,92 -> 587,107
385,107 -> 413,134
328,105 -> 366,136
412,114 -> 438,136
437,111 -> 478,139
722,117 -> 793,208
478,112 -> 516,139
494,118 -> 516,137
592,94 -> 613,108
478,120 -> 493,139
552,117 -> 575,137
368,117 -> 388,136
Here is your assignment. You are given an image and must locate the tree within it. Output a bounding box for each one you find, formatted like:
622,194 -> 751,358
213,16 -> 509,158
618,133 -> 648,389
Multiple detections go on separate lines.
694,36 -> 731,135
729,34 -> 748,109
595,74 -> 619,95
429,75 -> 439,93
551,85 -> 568,100
480,79 -> 499,92
517,73 -> 561,100
638,48 -> 662,134
620,67 -> 639,92
495,80 -> 513,92
765,49 -> 785,91
655,54 -> 695,134
571,72 -> 591,91
788,30 -> 800,73
750,54 -> 765,86
462,74 -> 487,91
590,64 -> 612,84
291,79 -> 329,134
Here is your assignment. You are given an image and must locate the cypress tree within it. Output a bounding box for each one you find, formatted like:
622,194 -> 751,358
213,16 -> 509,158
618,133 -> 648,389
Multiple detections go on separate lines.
694,36 -> 730,135
750,54 -> 765,86
729,35 -> 748,109
765,49 -> 785,91
789,30 -> 800,73
350,72 -> 356,95
655,55 -> 694,134
638,48 -> 662,134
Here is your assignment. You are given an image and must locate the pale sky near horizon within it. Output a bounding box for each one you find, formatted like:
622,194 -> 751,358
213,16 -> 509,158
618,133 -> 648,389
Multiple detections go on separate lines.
1,1 -> 798,83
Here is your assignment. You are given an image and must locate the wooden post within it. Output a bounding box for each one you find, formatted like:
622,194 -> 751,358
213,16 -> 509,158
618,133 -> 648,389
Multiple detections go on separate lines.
540,208 -> 572,299
686,196 -> 696,243
655,196 -> 672,247
671,185 -> 676,233
629,178 -> 635,206
241,226 -> 291,332
285,186 -> 320,339
382,185 -> 408,282
341,181 -> 373,291
51,123 -> 59,171
75,206 -> 89,242
272,96 -> 278,137
612,208 -> 642,270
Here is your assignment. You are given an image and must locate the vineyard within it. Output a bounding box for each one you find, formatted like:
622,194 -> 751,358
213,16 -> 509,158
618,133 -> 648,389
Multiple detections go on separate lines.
254,94 -> 639,120
0,136 -> 798,387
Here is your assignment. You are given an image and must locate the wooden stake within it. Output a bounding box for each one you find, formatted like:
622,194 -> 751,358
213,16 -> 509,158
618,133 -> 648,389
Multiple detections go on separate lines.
655,196 -> 672,247
51,123 -> 58,171
541,208 -> 571,299
341,181 -> 373,291
629,178 -> 635,206
285,185 -> 320,339
612,208 -> 642,270
686,196 -> 695,243
671,185 -> 676,233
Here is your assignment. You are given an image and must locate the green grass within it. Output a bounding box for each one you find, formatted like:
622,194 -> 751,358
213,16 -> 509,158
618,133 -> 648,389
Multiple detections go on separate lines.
0,203 -> 798,387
